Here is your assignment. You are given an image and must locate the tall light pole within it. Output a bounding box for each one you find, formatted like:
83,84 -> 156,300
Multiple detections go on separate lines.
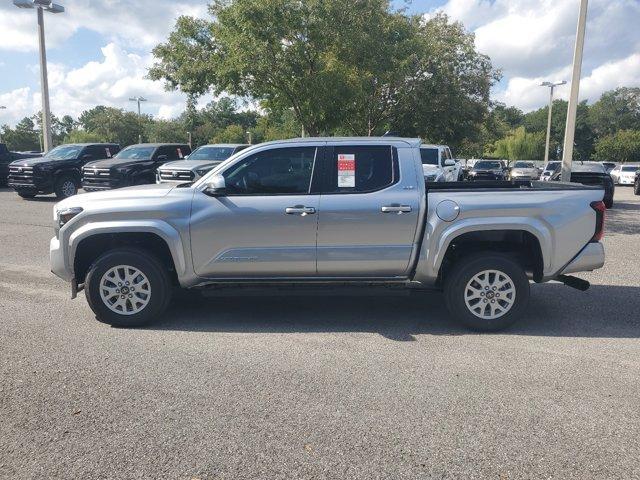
129,96 -> 147,116
13,0 -> 64,154
562,0 -> 589,182
0,106 -> 6,143
540,81 -> 566,165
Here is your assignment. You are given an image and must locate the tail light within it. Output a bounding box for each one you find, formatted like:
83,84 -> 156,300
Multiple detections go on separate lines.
590,201 -> 606,242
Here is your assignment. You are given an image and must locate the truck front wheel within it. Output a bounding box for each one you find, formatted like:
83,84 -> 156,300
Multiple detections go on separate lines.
444,253 -> 529,332
84,248 -> 172,327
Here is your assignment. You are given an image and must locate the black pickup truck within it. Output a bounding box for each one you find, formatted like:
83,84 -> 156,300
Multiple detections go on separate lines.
547,161 -> 615,208
1,144 -> 40,186
82,143 -> 191,191
8,143 -> 120,199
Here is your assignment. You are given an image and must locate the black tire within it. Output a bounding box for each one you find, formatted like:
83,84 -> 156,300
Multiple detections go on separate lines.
54,175 -> 78,199
18,192 -> 36,199
444,253 -> 530,332
604,196 -> 614,209
85,248 -> 172,327
634,180 -> 640,196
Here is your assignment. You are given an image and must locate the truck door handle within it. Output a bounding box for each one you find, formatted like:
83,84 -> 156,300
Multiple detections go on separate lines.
381,205 -> 412,214
285,206 -> 316,215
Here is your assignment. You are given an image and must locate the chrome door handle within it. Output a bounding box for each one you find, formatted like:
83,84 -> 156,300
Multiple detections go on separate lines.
285,206 -> 316,215
381,205 -> 412,213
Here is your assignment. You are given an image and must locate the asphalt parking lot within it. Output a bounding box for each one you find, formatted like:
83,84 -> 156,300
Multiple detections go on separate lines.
1,186 -> 639,479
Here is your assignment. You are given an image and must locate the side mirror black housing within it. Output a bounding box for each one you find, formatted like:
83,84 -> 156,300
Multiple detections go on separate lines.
82,154 -> 93,160
156,155 -> 168,162
203,174 -> 226,196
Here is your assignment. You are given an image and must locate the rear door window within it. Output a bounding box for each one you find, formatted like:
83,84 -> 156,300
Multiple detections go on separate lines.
323,146 -> 397,193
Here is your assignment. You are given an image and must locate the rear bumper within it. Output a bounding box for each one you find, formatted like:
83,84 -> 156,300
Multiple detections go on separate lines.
559,242 -> 605,275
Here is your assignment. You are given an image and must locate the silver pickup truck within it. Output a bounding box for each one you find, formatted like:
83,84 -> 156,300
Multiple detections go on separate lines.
50,137 -> 606,331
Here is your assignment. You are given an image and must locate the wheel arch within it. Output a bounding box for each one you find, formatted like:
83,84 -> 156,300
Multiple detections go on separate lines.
69,221 -> 186,284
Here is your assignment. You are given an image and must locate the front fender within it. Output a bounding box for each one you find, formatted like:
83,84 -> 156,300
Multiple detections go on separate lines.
68,220 -> 187,276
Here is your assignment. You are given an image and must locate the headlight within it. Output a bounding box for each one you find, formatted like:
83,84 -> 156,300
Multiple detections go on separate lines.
56,206 -> 83,228
468,171 -> 477,176
196,168 -> 213,177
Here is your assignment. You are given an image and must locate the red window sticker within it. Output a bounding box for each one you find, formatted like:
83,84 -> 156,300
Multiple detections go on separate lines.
337,153 -> 355,187
177,148 -> 183,158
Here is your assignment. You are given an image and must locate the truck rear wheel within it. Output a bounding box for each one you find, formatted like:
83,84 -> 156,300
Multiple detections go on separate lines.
444,253 -> 529,332
85,248 -> 172,327
634,179 -> 640,196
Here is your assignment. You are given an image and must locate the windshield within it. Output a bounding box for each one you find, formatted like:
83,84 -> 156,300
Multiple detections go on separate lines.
543,162 -> 560,173
513,161 -> 534,168
189,146 -> 235,161
420,148 -> 439,165
474,161 -> 502,169
622,166 -> 639,172
44,145 -> 82,160
115,146 -> 155,160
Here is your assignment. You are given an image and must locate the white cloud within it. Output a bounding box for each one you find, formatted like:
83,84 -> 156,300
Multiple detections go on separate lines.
0,43 -> 209,126
430,0 -> 640,110
0,88 -> 36,124
0,0 -> 209,52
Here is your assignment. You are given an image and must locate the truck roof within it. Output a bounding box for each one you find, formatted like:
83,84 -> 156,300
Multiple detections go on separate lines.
257,137 -> 422,148
420,144 -> 449,149
124,143 -> 190,148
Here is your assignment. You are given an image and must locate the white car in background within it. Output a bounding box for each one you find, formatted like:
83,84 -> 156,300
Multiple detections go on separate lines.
420,144 -> 461,182
609,164 -> 640,185
157,144 -> 249,184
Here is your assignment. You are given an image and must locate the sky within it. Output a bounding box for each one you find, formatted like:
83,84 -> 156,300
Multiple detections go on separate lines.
0,0 -> 639,126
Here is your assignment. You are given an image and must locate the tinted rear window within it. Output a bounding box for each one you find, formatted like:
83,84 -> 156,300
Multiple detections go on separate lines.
325,146 -> 397,193
420,148 -> 438,165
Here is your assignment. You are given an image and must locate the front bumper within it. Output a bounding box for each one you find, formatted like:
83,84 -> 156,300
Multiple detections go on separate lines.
618,176 -> 635,185
50,236 -> 72,282
560,242 -> 605,275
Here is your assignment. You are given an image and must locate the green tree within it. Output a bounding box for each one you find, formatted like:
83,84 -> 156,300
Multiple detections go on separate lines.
523,100 -> 593,160
63,129 -> 105,143
589,87 -> 640,137
144,119 -> 189,143
211,124 -> 247,143
149,0 -> 496,142
1,117 -> 40,151
491,127 -> 545,161
593,129 -> 640,163
78,106 -> 150,146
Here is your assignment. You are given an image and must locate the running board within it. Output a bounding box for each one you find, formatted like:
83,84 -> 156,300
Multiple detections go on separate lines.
556,275 -> 590,291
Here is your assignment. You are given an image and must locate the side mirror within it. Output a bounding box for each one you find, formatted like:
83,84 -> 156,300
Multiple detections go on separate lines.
82,154 -> 93,161
203,174 -> 226,196
443,159 -> 455,167
156,155 -> 168,162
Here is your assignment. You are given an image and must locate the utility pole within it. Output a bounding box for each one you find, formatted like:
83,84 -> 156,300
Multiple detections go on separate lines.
562,0 -> 589,182
129,96 -> 147,116
13,0 -> 65,153
0,106 -> 5,143
540,81 -> 566,165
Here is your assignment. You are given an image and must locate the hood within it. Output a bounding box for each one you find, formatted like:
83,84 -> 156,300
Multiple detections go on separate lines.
10,156 -> 51,167
472,168 -> 503,173
85,158 -> 150,169
56,183 -> 177,209
511,167 -> 537,174
159,159 -> 222,171
422,164 -> 439,173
